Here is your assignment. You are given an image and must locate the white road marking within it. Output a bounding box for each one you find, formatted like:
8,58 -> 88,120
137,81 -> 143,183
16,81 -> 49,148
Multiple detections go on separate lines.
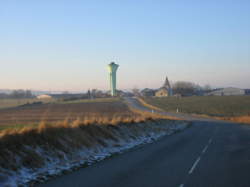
180,137 -> 214,186
202,145 -> 208,154
188,157 -> 201,174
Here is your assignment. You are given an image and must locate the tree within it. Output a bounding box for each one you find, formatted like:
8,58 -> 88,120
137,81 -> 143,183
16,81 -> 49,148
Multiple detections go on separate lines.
172,81 -> 200,96
10,89 -> 34,98
203,84 -> 212,92
132,88 -> 141,96
91,89 -> 106,98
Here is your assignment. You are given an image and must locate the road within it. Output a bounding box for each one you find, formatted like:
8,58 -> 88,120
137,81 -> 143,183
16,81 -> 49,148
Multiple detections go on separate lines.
39,97 -> 250,187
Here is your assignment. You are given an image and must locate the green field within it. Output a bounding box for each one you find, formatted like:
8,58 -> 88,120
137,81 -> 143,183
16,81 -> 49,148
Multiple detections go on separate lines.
144,96 -> 250,117
57,97 -> 120,104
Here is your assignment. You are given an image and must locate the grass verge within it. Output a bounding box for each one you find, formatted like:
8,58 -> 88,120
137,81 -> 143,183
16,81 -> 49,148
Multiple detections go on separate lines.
0,118 -> 188,186
141,96 -> 250,124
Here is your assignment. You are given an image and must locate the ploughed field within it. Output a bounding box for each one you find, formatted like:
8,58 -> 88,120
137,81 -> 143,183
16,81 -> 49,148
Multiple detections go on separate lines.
143,96 -> 250,123
0,98 -> 139,130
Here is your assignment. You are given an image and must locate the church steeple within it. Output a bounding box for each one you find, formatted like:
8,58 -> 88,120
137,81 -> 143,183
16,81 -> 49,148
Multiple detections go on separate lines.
163,76 -> 171,89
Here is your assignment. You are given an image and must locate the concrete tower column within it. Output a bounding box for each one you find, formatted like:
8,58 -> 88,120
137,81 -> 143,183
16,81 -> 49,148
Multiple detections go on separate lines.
107,62 -> 119,96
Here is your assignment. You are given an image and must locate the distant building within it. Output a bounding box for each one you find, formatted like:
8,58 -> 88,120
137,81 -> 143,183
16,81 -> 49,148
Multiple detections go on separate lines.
207,87 -> 245,96
36,94 -> 52,99
155,87 -> 169,97
141,88 -> 156,97
115,90 -> 133,97
155,77 -> 173,97
245,89 -> 250,95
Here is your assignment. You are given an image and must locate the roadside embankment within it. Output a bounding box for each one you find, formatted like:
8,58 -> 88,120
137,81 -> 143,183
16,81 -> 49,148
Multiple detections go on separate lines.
0,119 -> 189,186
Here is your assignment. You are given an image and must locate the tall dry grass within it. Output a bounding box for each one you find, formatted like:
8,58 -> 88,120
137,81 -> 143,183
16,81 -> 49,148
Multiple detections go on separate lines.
219,115 -> 250,124
0,98 -> 187,186
0,111 -> 159,138
0,116 -> 180,172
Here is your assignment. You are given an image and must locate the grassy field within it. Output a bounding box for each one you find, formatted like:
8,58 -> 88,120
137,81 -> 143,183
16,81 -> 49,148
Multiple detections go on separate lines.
143,96 -> 250,123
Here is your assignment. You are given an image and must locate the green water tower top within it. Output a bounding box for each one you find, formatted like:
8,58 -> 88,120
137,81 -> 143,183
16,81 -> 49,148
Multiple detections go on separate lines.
107,62 -> 119,73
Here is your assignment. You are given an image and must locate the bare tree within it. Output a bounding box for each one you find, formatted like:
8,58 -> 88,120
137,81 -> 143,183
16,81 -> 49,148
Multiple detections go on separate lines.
203,84 -> 212,92
132,88 -> 141,96
172,81 -> 200,96
10,89 -> 34,99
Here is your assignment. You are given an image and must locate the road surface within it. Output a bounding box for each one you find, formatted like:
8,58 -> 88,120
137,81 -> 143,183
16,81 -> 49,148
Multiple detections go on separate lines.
39,98 -> 250,187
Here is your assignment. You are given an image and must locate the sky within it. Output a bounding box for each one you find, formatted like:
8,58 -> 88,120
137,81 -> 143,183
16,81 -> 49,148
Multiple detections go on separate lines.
0,0 -> 249,91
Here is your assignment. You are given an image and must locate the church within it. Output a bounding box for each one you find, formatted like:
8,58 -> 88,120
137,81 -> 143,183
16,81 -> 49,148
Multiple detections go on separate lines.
155,77 -> 173,97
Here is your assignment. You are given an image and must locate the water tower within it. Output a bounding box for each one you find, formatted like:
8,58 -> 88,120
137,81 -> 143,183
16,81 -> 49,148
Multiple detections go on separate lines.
107,62 -> 119,96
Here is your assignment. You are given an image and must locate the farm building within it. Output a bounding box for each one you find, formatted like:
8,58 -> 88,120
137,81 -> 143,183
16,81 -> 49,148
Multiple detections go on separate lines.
36,94 -> 52,99
207,87 -> 245,96
141,88 -> 156,97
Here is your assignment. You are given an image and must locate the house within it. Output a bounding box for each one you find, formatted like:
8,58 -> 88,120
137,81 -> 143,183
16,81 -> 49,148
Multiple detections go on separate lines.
141,88 -> 156,97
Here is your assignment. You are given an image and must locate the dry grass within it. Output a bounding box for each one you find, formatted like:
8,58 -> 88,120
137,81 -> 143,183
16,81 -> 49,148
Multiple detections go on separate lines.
0,121 -> 118,170
0,98 -> 172,133
0,99 -> 141,129
0,98 -> 174,159
0,115 -> 178,172
137,97 -> 165,112
0,110 -> 163,137
128,104 -> 180,121
0,98 -> 186,185
219,115 -> 250,124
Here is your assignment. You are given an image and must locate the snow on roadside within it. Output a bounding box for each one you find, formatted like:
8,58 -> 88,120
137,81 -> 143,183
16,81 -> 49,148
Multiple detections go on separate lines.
0,120 -> 188,187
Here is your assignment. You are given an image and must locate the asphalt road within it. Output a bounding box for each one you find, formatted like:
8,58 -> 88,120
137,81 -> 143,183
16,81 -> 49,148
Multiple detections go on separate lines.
39,98 -> 250,187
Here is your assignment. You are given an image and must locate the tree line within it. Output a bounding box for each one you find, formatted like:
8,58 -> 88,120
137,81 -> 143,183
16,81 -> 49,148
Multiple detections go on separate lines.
0,90 -> 34,99
172,81 -> 212,96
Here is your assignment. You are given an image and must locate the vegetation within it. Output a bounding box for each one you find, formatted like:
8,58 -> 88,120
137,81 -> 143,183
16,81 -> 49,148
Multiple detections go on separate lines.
57,97 -> 120,104
0,98 -> 176,131
0,98 -> 54,109
172,81 -> 203,96
0,99 -> 127,129
0,97 -> 187,185
0,117 -> 187,186
0,89 -> 34,99
143,96 -> 250,123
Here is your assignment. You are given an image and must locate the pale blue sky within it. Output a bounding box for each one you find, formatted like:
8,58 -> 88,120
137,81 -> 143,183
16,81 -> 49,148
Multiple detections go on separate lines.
0,0 -> 249,91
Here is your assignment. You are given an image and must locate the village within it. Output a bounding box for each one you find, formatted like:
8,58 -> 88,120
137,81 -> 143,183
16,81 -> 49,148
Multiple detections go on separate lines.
0,61 -> 249,101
